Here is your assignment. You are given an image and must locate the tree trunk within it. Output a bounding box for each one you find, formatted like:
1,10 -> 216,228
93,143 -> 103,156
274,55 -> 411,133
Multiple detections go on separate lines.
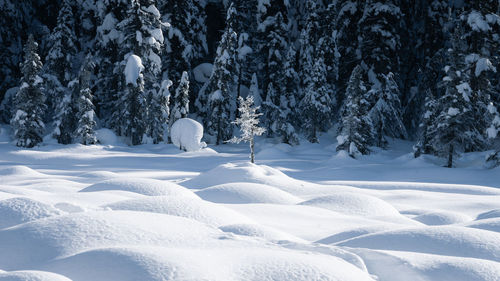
250,136 -> 255,164
447,144 -> 453,168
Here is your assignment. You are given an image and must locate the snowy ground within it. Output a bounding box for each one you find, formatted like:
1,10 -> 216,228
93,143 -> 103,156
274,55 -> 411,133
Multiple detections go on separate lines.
1,125 -> 500,281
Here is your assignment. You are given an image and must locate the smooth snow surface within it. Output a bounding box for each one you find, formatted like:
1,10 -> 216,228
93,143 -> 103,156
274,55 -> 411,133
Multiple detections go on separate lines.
1,128 -> 500,281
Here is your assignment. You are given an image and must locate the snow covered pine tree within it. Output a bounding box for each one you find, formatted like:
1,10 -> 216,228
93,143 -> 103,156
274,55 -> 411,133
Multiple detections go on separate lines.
11,34 -> 46,148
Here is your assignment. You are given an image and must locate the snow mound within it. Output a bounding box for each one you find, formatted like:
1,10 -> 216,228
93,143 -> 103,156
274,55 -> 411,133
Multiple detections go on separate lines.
316,225 -> 394,244
219,224 -> 304,242
0,197 -> 62,229
299,193 -> 400,217
170,118 -> 206,151
80,178 -> 197,197
338,226 -> 500,262
476,209 -> 500,220
0,166 -> 45,177
353,249 -> 500,281
196,182 -> 302,204
0,211 -> 222,269
105,196 -> 252,226
413,211 -> 472,226
183,162 -> 320,194
43,246 -> 374,281
0,270 -> 72,281
465,218 -> 500,233
193,63 -> 213,83
95,128 -> 119,145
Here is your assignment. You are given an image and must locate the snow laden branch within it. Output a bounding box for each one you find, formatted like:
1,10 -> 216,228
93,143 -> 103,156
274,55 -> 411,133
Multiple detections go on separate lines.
228,96 -> 265,163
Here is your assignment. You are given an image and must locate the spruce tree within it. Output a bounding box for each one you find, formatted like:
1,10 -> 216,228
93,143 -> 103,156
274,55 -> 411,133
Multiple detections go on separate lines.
75,57 -> 97,145
430,23 -> 488,167
11,34 -> 46,148
300,55 -> 333,143
160,0 -> 207,90
204,5 -> 238,145
170,71 -> 190,128
248,73 -> 262,107
369,72 -> 407,148
414,88 -> 439,157
337,66 -> 373,157
276,45 -> 299,145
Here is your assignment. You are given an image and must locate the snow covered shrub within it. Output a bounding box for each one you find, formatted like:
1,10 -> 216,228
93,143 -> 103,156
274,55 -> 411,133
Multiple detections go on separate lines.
170,118 -> 206,151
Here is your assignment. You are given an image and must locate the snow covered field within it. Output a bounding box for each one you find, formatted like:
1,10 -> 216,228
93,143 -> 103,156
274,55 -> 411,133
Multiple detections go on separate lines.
0,126 -> 500,281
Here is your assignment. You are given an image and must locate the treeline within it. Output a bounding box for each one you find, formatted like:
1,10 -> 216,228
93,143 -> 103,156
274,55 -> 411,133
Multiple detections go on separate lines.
0,0 -> 499,167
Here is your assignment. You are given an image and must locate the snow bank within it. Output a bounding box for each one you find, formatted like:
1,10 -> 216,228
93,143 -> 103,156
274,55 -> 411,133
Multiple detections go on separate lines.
183,162 -> 324,194
466,218 -> 500,233
0,197 -> 62,229
413,211 -> 471,226
0,211 -> 221,269
299,193 -> 401,217
196,182 -> 302,204
80,178 -> 197,198
316,225 -> 394,244
338,226 -> 500,262
353,249 -> 500,281
0,166 -> 46,178
105,196 -> 253,226
476,209 -> 500,220
170,118 -> 206,152
0,270 -> 72,281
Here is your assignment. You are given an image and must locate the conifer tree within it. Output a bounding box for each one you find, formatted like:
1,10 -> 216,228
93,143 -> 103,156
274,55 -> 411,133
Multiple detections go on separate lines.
160,0 -> 207,89
276,45 -> 299,145
248,73 -> 262,107
204,5 -> 238,144
75,57 -> 98,145
300,55 -> 333,143
170,71 -> 190,128
369,72 -> 407,147
337,66 -> 373,157
430,24 -> 488,167
414,88 -> 439,157
11,35 -> 46,148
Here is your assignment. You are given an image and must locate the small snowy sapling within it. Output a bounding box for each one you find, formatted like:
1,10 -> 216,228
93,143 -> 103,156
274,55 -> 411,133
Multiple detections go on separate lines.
228,96 -> 266,163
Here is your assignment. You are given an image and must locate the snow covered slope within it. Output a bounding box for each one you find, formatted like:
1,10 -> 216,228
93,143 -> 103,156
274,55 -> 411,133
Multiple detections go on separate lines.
1,129 -> 499,281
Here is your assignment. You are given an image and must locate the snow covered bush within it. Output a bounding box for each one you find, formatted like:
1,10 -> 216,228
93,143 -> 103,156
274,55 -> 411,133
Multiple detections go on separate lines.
170,118 -> 206,151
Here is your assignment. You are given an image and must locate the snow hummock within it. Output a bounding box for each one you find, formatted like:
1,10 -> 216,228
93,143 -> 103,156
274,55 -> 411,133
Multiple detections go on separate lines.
80,178 -> 197,198
0,197 -> 62,229
124,55 -> 144,86
170,118 -> 206,151
196,182 -> 302,204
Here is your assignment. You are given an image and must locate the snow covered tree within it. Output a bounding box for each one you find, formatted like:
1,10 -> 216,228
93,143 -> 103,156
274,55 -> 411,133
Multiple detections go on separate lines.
358,0 -> 403,83
11,34 -> 46,148
229,96 -> 266,163
152,79 -> 172,143
201,6 -> 238,144
485,103 -> 500,168
248,73 -> 262,107
298,0 -> 321,98
262,11 -> 288,136
170,71 -> 190,128
75,57 -> 97,145
337,65 -> 373,158
430,24 -> 488,167
160,0 -> 207,90
414,88 -> 439,158
44,0 -> 79,144
300,55 -> 333,143
369,72 -> 407,148
333,0 -> 363,92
